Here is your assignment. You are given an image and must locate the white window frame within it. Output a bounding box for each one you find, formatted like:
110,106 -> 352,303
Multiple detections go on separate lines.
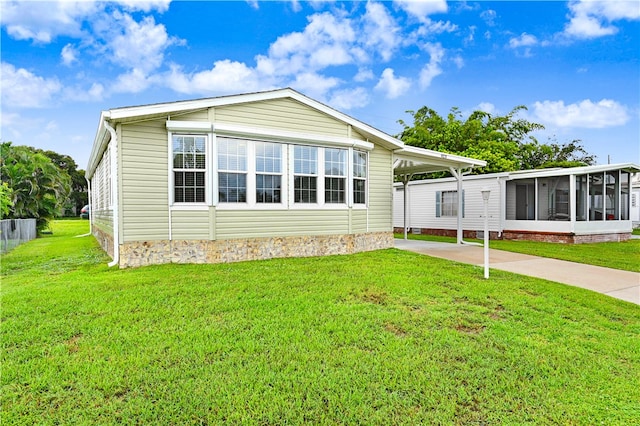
290,144 -> 350,209
436,190 -> 464,218
216,137 -> 288,210
352,150 -> 368,208
169,133 -> 209,208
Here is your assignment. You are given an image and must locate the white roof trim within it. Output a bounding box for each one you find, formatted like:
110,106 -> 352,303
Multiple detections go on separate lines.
393,145 -> 486,175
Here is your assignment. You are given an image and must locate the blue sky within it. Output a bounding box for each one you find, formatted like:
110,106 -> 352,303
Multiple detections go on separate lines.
1,0 -> 639,170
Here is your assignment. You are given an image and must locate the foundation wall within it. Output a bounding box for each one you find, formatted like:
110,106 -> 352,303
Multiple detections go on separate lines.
92,226 -> 114,258
502,231 -> 631,244
393,227 -> 501,240
395,227 -> 631,244
118,232 -> 394,268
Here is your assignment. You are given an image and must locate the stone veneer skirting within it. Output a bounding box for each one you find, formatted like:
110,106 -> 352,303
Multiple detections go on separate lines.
92,226 -> 114,258
117,232 -> 395,268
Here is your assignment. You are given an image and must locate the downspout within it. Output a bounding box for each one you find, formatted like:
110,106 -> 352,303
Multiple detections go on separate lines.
103,120 -> 120,268
402,174 -> 412,240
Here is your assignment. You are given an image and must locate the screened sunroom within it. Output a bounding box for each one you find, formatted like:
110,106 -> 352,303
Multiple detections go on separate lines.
503,164 -> 638,240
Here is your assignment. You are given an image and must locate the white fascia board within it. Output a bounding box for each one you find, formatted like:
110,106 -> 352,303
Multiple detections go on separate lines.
505,162 -> 640,180
396,145 -> 486,167
86,112 -> 110,179
166,120 -> 214,132
106,89 -> 294,121
214,123 -> 375,151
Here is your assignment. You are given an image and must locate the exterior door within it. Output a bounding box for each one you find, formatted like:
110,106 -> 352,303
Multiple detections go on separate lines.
516,184 -> 535,220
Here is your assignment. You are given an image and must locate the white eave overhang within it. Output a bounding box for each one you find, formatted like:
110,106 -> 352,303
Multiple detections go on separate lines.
393,145 -> 486,176
505,162 -> 640,180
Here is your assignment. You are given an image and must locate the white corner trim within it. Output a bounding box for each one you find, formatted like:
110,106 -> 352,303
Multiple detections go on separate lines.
166,120 -> 214,132
214,122 -> 375,151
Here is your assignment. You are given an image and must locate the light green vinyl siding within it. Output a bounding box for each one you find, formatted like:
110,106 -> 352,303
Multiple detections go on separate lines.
215,99 -> 350,138
93,209 -> 113,236
351,209 -> 368,233
171,210 -> 210,240
120,119 -> 169,242
173,110 -> 209,121
367,146 -> 393,232
216,209 -> 350,240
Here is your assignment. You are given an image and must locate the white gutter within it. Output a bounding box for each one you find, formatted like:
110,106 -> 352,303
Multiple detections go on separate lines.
103,120 -> 120,268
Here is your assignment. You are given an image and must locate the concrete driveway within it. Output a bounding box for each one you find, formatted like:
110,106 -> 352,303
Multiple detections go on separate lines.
395,239 -> 640,305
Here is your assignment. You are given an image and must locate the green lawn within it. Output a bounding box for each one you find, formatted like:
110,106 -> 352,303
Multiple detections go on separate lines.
396,233 -> 640,273
3,221 -> 639,424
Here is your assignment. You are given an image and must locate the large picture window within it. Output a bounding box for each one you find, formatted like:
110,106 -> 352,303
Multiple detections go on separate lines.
294,145 -> 318,203
353,151 -> 367,204
218,138 -> 247,203
256,142 -> 282,203
173,135 -> 206,203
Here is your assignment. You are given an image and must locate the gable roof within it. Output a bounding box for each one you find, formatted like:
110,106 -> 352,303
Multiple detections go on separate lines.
87,88 -> 486,177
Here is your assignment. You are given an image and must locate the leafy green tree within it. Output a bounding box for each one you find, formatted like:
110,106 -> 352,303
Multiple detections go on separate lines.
0,182 -> 13,218
1,142 -> 71,231
398,106 -> 595,175
34,149 -> 88,215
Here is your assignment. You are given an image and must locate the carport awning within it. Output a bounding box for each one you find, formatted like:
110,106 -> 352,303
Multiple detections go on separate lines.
393,145 -> 486,176
393,145 -> 486,244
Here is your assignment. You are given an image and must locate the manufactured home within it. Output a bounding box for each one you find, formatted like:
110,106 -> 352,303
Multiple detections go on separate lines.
86,88 -> 485,267
393,163 -> 640,243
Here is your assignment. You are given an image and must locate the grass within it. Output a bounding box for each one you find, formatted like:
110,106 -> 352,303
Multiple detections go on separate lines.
2,221 -> 640,424
396,233 -> 640,273
633,228 -> 640,236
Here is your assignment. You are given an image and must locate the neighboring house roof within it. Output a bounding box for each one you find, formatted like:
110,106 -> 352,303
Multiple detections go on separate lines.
87,88 -> 486,178
395,163 -> 640,187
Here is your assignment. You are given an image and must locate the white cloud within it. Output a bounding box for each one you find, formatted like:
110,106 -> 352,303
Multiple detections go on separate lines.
480,9 -> 497,26
258,11 -> 356,77
418,43 -> 445,89
1,1 -> 169,43
290,72 -> 341,100
452,55 -> 464,69
106,12 -> 177,73
328,87 -> 370,110
476,102 -> 497,115
113,68 -> 153,93
362,2 -> 402,61
64,82 -> 105,102
115,0 -> 172,13
354,68 -> 375,82
375,68 -> 411,99
0,62 -> 62,108
164,61 -> 264,95
564,0 -> 640,39
533,99 -> 629,128
0,0 -> 98,43
395,0 -> 448,23
61,44 -> 78,66
509,33 -> 538,48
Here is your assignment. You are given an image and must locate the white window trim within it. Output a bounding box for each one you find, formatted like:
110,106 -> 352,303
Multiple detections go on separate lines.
289,145 -> 352,210
216,137 -> 289,210
352,149 -> 368,209
168,132 -> 210,208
